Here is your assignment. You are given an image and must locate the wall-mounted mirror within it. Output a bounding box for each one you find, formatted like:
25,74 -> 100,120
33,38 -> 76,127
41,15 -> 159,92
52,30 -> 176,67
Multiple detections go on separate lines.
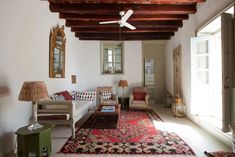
49,25 -> 66,78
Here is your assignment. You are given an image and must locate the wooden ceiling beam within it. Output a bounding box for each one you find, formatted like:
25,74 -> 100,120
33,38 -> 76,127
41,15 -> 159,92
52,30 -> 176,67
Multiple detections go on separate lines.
78,36 -> 171,40
75,32 -> 174,37
45,0 -> 205,40
60,13 -> 189,21
71,27 -> 178,33
66,20 -> 183,27
48,0 -> 205,5
50,3 -> 196,14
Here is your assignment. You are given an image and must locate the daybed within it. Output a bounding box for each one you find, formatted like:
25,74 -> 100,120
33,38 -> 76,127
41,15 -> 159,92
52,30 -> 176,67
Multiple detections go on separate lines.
37,90 -> 96,138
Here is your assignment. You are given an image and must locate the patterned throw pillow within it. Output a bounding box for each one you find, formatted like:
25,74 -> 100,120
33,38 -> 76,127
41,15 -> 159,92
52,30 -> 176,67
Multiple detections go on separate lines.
56,91 -> 73,100
69,91 -> 79,100
78,91 -> 96,101
50,94 -> 65,101
101,91 -> 112,100
133,92 -> 146,100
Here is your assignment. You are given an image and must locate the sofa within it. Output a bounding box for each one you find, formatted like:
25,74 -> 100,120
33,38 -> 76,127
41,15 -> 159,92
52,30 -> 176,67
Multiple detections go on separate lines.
37,90 -> 96,139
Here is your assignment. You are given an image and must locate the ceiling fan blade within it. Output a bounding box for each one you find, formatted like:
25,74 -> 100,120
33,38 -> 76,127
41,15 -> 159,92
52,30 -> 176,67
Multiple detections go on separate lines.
99,21 -> 119,24
122,21 -> 136,30
122,10 -> 134,22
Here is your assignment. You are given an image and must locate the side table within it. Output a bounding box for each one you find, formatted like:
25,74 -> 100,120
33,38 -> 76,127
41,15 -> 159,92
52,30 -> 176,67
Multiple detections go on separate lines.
118,96 -> 130,110
15,123 -> 53,157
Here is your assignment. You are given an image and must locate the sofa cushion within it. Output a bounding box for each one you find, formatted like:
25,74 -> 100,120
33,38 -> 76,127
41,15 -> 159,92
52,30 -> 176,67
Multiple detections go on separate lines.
101,91 -> 112,100
103,99 -> 117,105
78,91 -> 96,101
70,91 -> 79,100
50,94 -> 65,101
133,92 -> 146,100
57,90 -> 73,100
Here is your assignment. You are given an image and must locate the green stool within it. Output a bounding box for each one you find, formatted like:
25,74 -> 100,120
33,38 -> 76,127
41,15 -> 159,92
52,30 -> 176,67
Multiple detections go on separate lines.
15,123 -> 53,157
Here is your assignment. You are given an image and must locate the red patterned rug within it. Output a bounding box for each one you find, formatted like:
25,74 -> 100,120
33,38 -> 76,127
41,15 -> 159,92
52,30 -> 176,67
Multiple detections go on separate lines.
59,109 -> 195,155
204,151 -> 234,157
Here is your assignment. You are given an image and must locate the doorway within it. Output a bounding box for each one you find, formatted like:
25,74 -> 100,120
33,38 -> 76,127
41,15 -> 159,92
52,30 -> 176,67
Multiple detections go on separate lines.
142,41 -> 166,104
190,6 -> 234,130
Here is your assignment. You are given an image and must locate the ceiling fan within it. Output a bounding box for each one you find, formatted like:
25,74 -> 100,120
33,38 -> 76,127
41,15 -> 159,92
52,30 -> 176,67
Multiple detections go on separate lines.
99,10 -> 136,30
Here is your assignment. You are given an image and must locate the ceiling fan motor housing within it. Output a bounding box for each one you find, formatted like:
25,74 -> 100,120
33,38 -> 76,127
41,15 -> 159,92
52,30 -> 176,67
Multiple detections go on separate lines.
119,11 -> 125,17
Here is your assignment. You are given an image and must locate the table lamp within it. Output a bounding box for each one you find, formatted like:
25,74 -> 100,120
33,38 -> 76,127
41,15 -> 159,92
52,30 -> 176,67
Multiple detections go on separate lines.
118,80 -> 128,96
18,81 -> 49,131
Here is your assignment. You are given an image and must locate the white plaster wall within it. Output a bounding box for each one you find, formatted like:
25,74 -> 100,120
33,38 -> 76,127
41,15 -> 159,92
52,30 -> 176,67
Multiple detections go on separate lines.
0,0 -> 80,155
0,1 -> 143,155
165,0 -> 234,147
76,40 -> 143,95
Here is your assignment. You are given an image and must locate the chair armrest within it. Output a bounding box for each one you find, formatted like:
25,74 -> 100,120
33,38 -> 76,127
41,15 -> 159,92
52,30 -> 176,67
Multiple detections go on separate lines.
112,94 -> 118,103
129,94 -> 134,102
99,95 -> 104,103
145,94 -> 149,101
145,94 -> 149,107
112,94 -> 116,100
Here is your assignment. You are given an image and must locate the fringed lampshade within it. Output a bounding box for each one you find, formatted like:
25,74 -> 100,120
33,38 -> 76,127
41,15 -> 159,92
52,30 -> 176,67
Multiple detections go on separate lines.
18,81 -> 48,101
118,80 -> 128,96
18,81 -> 49,130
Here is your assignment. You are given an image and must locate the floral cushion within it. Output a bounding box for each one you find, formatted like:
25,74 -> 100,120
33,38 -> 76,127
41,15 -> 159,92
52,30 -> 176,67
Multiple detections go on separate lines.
101,91 -> 112,100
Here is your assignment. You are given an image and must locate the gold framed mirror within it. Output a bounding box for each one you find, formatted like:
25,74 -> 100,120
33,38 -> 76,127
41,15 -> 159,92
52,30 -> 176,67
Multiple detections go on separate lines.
49,25 -> 66,78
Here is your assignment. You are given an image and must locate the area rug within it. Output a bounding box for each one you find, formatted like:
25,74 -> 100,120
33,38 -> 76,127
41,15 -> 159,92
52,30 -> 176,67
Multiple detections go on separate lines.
204,151 -> 234,157
59,109 -> 195,155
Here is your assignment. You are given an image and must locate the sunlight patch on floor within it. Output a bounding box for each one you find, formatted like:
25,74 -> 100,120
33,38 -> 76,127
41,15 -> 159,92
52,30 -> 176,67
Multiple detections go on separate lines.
153,120 -> 195,136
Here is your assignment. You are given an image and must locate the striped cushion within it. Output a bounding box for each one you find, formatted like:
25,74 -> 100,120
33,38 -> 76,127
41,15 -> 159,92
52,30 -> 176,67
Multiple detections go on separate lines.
50,94 -> 64,100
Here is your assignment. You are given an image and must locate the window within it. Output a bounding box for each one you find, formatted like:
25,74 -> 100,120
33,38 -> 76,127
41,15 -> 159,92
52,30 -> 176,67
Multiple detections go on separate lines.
191,35 -> 215,116
195,40 -> 209,84
101,42 -> 123,74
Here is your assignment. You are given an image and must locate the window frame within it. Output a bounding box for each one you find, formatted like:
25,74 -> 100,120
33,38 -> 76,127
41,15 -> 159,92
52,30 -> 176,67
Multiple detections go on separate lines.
100,41 -> 124,74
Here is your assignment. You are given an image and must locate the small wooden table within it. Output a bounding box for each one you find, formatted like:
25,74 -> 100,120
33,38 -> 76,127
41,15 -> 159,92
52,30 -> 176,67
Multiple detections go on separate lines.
93,104 -> 120,129
118,96 -> 130,110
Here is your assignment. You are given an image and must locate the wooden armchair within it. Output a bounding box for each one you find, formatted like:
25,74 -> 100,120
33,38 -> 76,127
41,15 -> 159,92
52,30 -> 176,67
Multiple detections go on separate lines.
129,86 -> 149,109
97,86 -> 118,105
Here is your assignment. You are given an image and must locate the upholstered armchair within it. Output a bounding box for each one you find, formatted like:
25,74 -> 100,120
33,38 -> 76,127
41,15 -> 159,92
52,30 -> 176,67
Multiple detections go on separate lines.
97,86 -> 118,105
129,86 -> 149,109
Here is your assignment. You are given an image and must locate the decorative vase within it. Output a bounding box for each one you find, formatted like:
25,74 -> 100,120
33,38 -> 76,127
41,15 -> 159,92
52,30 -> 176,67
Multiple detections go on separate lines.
164,92 -> 173,108
172,96 -> 186,117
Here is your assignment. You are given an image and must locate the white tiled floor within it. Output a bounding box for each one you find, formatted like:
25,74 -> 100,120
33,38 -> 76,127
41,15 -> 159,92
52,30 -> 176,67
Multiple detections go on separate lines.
51,104 -> 231,157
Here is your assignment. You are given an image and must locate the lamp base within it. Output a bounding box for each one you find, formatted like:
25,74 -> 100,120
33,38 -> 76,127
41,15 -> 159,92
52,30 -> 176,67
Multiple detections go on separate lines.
28,122 -> 43,131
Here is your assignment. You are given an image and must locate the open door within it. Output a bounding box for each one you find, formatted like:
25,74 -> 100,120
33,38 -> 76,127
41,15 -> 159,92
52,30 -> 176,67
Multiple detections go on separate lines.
191,35 -> 217,116
221,13 -> 234,132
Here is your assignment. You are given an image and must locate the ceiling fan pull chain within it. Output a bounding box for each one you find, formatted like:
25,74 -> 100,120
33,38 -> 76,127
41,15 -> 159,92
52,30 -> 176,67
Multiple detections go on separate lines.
119,27 -> 121,41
